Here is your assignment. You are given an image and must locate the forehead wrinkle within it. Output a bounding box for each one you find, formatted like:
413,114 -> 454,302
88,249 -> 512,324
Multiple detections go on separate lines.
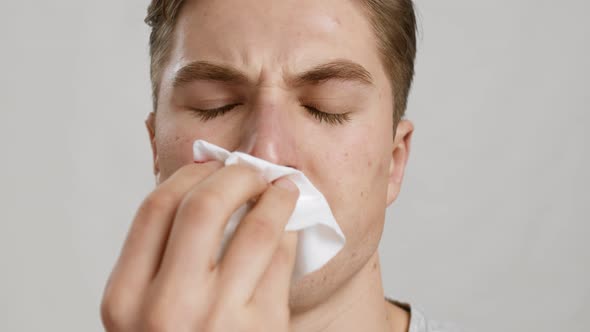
168,0 -> 381,92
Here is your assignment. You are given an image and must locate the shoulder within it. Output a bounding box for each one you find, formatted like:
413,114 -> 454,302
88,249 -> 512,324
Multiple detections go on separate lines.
386,298 -> 464,332
408,305 -> 463,332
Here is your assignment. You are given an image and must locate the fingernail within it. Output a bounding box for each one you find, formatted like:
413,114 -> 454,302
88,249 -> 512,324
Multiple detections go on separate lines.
274,177 -> 298,192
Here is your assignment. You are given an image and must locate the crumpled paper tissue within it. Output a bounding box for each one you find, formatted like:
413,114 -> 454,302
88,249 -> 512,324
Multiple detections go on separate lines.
193,140 -> 346,280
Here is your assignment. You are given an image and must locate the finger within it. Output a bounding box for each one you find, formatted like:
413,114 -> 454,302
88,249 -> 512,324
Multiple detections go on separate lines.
112,162 -> 222,282
218,177 -> 299,305
102,162 -> 222,321
153,164 -> 269,289
250,231 -> 298,308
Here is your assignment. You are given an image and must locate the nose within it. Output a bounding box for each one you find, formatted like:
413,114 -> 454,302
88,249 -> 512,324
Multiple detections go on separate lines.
237,95 -> 298,169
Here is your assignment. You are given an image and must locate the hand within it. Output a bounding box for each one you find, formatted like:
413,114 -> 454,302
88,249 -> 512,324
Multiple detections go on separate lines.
101,162 -> 300,331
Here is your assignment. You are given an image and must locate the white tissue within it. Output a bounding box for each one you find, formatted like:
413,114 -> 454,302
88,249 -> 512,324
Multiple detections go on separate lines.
193,140 -> 346,280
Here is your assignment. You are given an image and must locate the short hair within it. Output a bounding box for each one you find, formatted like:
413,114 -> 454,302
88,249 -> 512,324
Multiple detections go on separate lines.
145,0 -> 417,127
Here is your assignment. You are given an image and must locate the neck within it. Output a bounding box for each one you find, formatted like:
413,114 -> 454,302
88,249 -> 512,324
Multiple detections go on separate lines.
289,252 -> 409,332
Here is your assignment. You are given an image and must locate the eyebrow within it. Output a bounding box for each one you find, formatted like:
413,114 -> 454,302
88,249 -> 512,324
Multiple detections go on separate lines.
288,59 -> 374,87
173,61 -> 249,88
172,59 -> 374,88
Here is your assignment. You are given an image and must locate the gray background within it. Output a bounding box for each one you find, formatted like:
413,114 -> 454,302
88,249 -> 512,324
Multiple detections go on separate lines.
1,1 -> 588,331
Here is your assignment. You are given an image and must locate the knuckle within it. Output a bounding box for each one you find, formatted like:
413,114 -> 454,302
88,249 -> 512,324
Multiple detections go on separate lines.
273,243 -> 292,267
140,286 -> 210,332
197,188 -> 226,209
247,216 -> 277,243
100,292 -> 130,331
142,190 -> 177,213
141,302 -> 178,332
181,188 -> 224,218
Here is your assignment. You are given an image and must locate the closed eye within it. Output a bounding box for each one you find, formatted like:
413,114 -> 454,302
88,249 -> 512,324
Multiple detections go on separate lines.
303,105 -> 351,125
190,103 -> 241,121
189,103 -> 351,125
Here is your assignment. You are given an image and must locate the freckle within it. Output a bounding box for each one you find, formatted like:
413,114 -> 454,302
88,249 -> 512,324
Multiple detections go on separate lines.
323,275 -> 327,282
373,262 -> 377,270
368,160 -> 373,167
175,136 -> 180,142
352,252 -> 357,258
360,191 -> 365,198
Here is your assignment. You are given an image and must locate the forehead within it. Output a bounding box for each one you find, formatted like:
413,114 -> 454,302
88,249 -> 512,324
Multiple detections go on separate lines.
169,0 -> 385,81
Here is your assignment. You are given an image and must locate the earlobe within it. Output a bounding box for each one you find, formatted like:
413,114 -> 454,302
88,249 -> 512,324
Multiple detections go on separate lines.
386,120 -> 414,206
145,112 -> 160,179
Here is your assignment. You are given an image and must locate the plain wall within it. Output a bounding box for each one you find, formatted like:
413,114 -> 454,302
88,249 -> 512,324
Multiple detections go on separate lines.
1,1 -> 588,331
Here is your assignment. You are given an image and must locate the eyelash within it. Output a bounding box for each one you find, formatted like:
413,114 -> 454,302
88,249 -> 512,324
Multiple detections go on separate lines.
191,104 -> 351,125
191,103 -> 241,121
303,105 -> 351,125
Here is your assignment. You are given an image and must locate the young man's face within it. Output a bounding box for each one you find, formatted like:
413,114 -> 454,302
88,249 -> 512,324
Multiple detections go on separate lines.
147,0 -> 412,309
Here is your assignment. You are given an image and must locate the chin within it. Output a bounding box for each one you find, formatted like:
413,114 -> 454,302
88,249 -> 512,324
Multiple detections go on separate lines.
288,267 -> 336,313
287,239 -> 377,313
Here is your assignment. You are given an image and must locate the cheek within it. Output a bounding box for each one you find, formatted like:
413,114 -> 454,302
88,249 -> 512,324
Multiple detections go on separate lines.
156,133 -> 194,181
308,124 -> 390,242
154,117 -> 199,181
154,112 -> 245,181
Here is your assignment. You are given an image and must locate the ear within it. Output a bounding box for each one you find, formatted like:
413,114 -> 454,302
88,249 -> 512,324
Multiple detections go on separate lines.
145,112 -> 160,182
386,119 -> 414,206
